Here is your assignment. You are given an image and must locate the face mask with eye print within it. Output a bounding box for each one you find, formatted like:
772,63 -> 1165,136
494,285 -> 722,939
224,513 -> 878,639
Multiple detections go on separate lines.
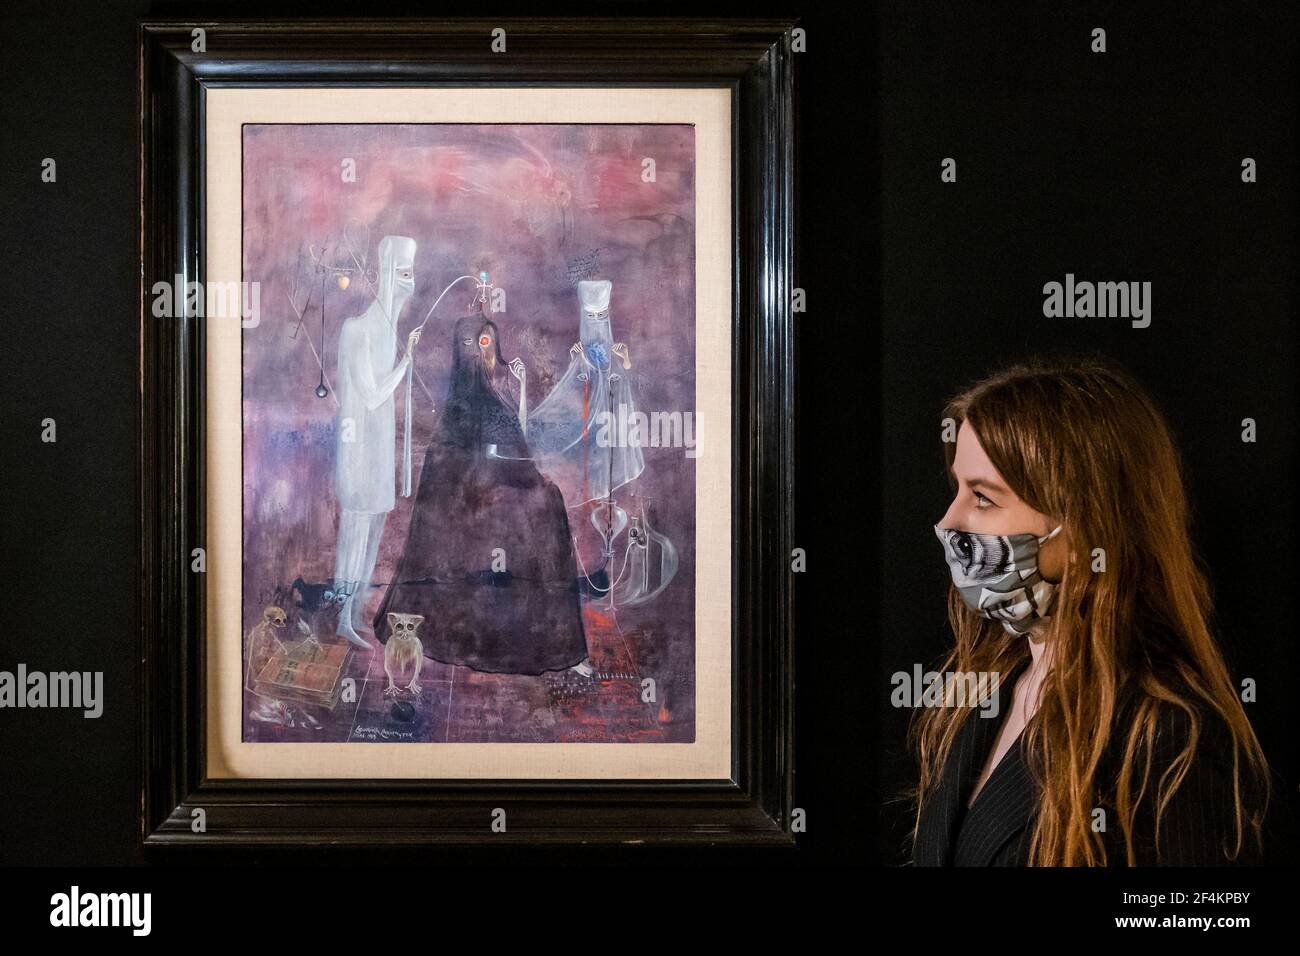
934,524 -> 1063,636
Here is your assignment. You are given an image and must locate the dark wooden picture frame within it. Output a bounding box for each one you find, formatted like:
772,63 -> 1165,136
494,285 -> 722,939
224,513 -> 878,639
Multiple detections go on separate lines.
138,18 -> 796,848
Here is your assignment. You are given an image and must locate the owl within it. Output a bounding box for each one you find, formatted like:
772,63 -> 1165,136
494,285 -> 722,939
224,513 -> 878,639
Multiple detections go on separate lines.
384,613 -> 425,699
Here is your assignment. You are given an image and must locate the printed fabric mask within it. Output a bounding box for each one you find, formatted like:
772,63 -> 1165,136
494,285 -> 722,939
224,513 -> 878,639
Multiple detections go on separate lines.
934,523 -> 1063,636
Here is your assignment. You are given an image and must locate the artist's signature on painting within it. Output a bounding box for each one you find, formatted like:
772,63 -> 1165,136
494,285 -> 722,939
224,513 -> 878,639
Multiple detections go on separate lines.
351,724 -> 416,741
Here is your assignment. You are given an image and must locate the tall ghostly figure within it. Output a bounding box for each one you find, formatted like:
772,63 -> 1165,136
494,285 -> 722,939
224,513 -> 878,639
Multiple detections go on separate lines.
332,235 -> 421,647
525,279 -> 645,506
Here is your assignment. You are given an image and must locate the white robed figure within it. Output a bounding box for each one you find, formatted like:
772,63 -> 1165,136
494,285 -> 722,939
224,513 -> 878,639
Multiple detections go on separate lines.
332,235 -> 421,647
523,279 -> 645,506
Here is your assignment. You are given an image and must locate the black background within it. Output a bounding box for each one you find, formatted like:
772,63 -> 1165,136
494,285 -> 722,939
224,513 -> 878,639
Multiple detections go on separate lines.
0,0 -> 1295,902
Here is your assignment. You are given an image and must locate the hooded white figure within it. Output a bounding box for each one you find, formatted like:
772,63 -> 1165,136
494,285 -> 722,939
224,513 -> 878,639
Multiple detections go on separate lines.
524,279 -> 645,505
332,235 -> 421,647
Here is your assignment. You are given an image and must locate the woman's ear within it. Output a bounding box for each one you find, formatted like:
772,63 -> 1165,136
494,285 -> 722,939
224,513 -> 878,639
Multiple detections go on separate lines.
1039,526 -> 1067,583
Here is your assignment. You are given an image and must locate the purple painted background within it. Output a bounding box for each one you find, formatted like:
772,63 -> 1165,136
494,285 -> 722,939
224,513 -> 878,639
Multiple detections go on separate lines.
240,124 -> 698,745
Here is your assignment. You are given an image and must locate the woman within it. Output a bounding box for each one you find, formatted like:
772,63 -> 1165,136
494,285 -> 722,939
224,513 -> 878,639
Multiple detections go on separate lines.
911,357 -> 1271,866
374,313 -> 591,676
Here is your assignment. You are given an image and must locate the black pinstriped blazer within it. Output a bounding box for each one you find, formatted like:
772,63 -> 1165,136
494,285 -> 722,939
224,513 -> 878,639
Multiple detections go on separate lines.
911,685 -> 1262,866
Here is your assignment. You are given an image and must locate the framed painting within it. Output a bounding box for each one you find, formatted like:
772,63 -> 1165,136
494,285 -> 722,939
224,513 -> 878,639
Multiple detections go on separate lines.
139,18 -> 796,847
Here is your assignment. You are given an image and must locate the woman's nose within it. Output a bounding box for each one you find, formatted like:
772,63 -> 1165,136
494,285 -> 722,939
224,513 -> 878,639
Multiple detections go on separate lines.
937,497 -> 961,530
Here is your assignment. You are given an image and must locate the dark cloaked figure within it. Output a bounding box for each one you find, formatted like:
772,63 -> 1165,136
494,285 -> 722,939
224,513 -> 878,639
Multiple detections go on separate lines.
374,314 -> 588,674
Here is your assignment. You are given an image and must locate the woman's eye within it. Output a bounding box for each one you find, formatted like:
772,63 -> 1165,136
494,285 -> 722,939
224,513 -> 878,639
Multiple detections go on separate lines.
974,491 -> 993,508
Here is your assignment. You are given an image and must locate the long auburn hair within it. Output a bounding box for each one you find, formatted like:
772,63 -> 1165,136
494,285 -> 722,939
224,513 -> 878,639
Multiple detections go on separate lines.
910,356 -> 1270,865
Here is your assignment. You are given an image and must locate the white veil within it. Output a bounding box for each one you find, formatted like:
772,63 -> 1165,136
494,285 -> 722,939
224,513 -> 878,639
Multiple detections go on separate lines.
524,280 -> 646,507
